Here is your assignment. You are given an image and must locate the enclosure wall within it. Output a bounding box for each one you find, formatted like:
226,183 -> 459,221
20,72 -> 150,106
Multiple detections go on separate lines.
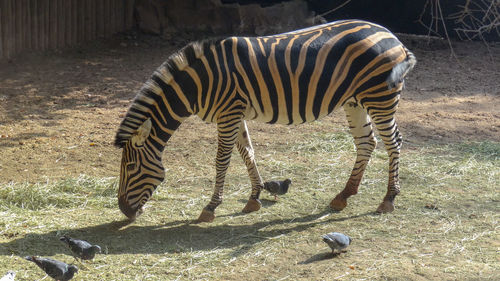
0,0 -> 135,59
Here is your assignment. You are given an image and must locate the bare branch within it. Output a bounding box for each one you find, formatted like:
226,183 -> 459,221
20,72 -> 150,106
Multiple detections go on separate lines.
418,0 -> 499,58
318,0 -> 353,18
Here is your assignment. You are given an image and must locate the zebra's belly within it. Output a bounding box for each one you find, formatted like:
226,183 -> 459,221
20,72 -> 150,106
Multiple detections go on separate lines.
243,100 -> 344,125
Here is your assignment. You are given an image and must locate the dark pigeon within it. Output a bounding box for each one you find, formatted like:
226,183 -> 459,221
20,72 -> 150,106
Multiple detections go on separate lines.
322,232 -> 352,254
59,235 -> 101,261
263,179 -> 292,200
0,271 -> 15,281
25,256 -> 78,281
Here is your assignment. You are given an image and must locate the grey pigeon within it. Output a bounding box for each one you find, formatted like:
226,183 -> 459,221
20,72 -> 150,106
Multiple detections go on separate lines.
0,271 -> 15,281
263,179 -> 291,200
322,232 -> 352,254
25,256 -> 78,281
60,235 -> 101,261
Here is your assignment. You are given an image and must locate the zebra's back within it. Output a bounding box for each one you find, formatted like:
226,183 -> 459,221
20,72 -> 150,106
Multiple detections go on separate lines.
218,19 -> 412,125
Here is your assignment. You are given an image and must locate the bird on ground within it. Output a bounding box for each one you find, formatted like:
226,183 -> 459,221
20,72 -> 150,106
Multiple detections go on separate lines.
25,256 -> 78,281
0,271 -> 15,281
322,232 -> 352,254
59,235 -> 101,261
263,179 -> 292,200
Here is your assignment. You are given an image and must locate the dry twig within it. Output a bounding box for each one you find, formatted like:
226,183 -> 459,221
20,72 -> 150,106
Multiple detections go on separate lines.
449,0 -> 500,41
319,0 -> 353,18
417,0 -> 458,60
418,0 -> 499,58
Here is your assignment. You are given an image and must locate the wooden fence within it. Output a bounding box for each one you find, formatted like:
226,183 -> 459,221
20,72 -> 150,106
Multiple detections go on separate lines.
0,0 -> 135,59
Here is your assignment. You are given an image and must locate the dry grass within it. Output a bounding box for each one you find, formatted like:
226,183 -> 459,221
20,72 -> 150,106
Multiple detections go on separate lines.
1,118 -> 499,280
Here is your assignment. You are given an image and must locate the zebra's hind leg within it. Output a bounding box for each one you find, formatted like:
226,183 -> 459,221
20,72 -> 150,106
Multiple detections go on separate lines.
330,102 -> 377,211
236,121 -> 264,213
197,114 -> 243,223
366,94 -> 403,213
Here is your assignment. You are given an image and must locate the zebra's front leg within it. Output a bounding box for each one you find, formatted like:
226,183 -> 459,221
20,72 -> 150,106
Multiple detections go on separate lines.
236,121 -> 264,213
197,114 -> 242,223
330,102 -> 377,211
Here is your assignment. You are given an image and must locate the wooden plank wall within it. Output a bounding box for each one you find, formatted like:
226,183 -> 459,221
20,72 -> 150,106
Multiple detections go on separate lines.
0,0 -> 136,59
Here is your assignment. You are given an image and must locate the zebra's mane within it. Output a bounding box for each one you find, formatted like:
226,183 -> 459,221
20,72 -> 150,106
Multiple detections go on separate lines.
114,38 -> 222,147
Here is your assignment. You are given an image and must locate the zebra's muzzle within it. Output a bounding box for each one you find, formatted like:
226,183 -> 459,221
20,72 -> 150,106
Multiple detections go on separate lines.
119,194 -> 141,220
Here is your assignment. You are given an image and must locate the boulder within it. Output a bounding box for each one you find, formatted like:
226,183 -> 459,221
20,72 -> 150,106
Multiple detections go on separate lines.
134,0 -> 322,37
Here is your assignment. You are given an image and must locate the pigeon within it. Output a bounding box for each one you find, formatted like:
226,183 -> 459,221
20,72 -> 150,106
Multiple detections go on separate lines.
322,232 -> 352,254
263,179 -> 292,200
59,235 -> 101,261
0,271 -> 15,281
25,256 -> 78,281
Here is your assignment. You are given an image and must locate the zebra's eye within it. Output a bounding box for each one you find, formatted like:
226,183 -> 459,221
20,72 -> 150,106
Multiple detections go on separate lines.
126,162 -> 136,172
132,142 -> 145,148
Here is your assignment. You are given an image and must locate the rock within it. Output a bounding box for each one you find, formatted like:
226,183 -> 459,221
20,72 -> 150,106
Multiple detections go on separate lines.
134,0 -> 318,36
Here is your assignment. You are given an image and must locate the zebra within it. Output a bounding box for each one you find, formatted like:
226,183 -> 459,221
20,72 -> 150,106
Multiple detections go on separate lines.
114,19 -> 416,223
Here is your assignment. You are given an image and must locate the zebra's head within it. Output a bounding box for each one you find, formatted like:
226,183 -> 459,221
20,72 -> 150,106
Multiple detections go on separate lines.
117,118 -> 165,219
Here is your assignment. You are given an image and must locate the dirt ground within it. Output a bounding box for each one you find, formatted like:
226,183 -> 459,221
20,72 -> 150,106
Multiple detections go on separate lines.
0,33 -> 499,183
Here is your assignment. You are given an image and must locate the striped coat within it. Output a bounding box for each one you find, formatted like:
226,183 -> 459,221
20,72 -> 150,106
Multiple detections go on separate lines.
115,20 -> 416,222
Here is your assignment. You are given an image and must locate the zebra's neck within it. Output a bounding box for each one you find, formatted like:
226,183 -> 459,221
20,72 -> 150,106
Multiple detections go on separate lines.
115,42 -> 212,149
115,38 -> 239,150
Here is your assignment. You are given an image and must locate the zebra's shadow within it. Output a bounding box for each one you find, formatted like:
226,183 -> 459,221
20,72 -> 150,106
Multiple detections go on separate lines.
0,210 -> 373,259
233,198 -> 279,208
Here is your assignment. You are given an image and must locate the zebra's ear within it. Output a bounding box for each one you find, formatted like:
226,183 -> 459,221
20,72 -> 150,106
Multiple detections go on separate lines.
131,119 -> 152,147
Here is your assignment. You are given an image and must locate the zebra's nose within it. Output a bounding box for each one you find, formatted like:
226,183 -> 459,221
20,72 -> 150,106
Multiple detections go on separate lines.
118,194 -> 138,220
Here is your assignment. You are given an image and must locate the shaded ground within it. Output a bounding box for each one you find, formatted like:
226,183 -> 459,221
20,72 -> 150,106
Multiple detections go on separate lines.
0,33 -> 499,184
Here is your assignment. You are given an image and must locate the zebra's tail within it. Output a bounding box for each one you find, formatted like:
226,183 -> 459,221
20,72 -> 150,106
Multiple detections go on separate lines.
386,47 -> 417,90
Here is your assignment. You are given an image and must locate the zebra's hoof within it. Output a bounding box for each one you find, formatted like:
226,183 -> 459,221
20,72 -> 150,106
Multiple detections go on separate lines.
196,208 -> 215,223
376,201 -> 395,213
242,198 -> 261,213
330,195 -> 347,211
